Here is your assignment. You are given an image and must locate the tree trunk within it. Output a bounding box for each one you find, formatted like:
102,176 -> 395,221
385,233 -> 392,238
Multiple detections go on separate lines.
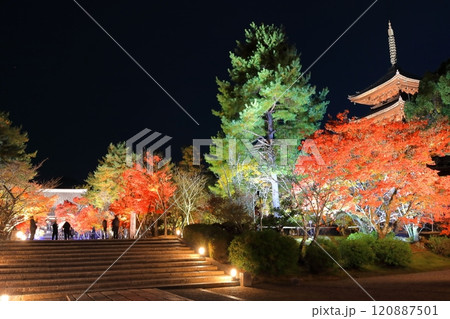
270,173 -> 280,209
313,222 -> 321,240
266,111 -> 280,209
164,212 -> 167,236
154,216 -> 158,237
298,215 -> 308,264
405,224 -> 419,242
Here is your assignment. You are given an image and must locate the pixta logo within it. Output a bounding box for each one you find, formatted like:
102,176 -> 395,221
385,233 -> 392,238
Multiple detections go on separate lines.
126,128 -> 172,174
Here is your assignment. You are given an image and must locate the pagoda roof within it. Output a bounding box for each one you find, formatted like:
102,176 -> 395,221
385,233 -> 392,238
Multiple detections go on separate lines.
348,67 -> 420,106
364,97 -> 404,120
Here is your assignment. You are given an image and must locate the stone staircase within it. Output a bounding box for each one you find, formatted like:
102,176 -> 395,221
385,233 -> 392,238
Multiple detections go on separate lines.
0,237 -> 238,300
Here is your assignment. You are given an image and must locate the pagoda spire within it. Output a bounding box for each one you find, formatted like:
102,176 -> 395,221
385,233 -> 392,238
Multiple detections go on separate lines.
388,21 -> 397,67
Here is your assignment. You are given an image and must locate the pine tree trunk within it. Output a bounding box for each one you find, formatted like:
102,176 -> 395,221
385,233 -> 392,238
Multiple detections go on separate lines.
266,110 -> 280,209
270,173 -> 280,209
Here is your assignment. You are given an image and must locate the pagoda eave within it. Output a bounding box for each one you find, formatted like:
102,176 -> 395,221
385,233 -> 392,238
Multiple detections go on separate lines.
364,97 -> 404,120
348,70 -> 420,106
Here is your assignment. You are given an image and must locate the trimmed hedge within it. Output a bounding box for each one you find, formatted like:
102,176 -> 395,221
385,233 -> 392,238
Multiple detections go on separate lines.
339,238 -> 375,269
183,224 -> 233,263
228,230 -> 299,276
427,236 -> 450,257
374,237 -> 412,267
304,237 -> 340,273
347,232 -> 377,248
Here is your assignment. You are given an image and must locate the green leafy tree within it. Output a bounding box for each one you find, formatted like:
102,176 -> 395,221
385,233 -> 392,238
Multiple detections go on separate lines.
85,143 -> 128,211
207,22 -> 328,209
0,112 -> 35,164
405,59 -> 450,122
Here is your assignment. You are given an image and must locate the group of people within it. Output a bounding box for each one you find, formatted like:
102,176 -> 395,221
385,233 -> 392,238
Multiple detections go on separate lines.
29,215 -> 121,240
50,220 -> 72,240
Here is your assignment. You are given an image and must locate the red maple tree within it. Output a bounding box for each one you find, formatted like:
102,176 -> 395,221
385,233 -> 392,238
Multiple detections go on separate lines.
296,113 -> 450,238
110,155 -> 176,236
55,197 -> 102,233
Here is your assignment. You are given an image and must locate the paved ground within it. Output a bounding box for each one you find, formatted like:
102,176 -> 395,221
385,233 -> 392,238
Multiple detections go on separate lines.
67,288 -> 190,301
164,269 -> 450,301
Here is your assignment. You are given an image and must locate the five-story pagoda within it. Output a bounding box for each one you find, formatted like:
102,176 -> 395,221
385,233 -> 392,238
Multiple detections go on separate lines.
349,22 -> 420,121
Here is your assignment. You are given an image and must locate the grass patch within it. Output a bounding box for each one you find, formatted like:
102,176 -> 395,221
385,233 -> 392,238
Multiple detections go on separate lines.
345,250 -> 450,278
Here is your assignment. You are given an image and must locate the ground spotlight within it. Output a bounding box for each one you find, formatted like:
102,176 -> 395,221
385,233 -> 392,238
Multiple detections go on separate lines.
1,295 -> 9,302
176,229 -> 181,236
198,247 -> 205,255
230,268 -> 237,279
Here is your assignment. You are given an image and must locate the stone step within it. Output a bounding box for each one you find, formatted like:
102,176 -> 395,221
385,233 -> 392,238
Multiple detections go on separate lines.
0,237 -> 238,298
0,238 -> 180,247
0,242 -> 185,251
0,248 -> 196,259
0,254 -> 204,266
1,269 -> 227,288
7,280 -> 239,301
0,260 -> 211,274
0,264 -> 220,280
2,275 -> 236,295
0,255 -> 207,270
0,241 -> 190,251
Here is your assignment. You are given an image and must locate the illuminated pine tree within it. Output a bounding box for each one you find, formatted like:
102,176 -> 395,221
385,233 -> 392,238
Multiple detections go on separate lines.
208,22 -> 328,209
85,142 -> 128,211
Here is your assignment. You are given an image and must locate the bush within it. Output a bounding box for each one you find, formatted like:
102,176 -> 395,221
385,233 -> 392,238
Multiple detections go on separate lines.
304,237 -> 340,273
207,196 -> 252,232
339,239 -> 375,269
427,236 -> 450,257
183,224 -> 233,263
228,230 -> 299,276
374,237 -> 412,267
347,232 -> 377,248
208,236 -> 230,263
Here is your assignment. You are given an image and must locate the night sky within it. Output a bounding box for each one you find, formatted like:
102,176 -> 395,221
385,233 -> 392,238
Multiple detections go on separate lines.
0,1 -> 448,186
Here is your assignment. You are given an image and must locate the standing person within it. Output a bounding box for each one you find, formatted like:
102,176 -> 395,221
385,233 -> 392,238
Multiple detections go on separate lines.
112,215 -> 120,239
102,219 -> 108,239
52,221 -> 58,240
62,221 -> 71,240
29,216 -> 37,240
91,226 -> 97,240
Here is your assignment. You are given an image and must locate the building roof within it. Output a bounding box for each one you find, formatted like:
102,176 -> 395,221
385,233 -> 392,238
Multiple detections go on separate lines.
364,96 -> 404,120
42,188 -> 87,207
348,68 -> 420,106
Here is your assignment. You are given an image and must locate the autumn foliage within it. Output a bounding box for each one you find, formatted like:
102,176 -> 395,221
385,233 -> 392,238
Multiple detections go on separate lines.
110,155 -> 176,232
296,112 -> 450,238
55,197 -> 102,232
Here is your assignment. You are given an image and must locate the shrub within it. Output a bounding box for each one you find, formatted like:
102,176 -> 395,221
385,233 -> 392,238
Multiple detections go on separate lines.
207,196 -> 252,232
347,232 -> 377,249
304,237 -> 340,273
427,236 -> 450,257
183,224 -> 233,262
228,230 -> 299,276
374,237 -> 412,267
208,236 -> 230,263
339,239 -> 375,269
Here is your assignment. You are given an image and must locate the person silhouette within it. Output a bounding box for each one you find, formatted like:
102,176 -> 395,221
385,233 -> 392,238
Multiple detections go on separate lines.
91,226 -> 97,240
102,219 -> 107,239
52,221 -> 58,240
112,216 -> 120,239
62,221 -> 71,240
29,217 -> 37,240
